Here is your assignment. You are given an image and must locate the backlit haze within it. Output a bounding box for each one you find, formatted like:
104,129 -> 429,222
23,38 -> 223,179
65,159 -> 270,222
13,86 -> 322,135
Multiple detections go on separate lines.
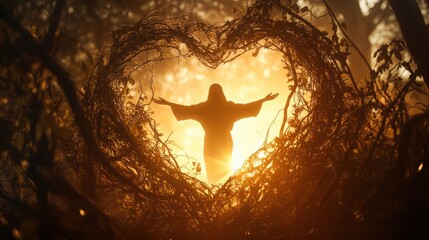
132,48 -> 290,183
123,0 -> 395,184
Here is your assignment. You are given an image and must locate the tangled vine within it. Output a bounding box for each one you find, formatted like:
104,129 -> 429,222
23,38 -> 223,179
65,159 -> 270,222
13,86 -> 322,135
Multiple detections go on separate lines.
1,0 -> 427,239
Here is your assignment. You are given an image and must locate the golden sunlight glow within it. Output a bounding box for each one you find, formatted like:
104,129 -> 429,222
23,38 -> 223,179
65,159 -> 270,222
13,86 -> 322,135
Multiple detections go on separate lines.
358,0 -> 379,16
418,163 -> 423,172
137,48 -> 291,183
79,209 -> 86,217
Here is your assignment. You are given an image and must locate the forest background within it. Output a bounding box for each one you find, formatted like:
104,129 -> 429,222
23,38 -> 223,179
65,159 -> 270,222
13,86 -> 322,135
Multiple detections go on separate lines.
1,0 -> 429,239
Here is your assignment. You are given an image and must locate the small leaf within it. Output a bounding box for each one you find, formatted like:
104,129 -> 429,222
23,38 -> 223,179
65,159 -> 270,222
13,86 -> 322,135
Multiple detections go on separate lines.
129,77 -> 135,86
341,22 -> 347,29
301,6 -> 309,12
252,48 -> 260,57
376,54 -> 384,63
291,4 -> 299,13
393,50 -> 402,61
401,62 -> 412,72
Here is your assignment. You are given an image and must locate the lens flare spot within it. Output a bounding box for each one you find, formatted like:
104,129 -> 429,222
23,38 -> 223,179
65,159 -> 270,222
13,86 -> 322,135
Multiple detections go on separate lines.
418,162 -> 423,172
12,228 -> 22,239
79,209 -> 86,217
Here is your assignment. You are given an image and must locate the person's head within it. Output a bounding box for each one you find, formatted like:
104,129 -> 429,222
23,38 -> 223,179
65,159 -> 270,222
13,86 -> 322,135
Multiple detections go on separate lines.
207,84 -> 227,102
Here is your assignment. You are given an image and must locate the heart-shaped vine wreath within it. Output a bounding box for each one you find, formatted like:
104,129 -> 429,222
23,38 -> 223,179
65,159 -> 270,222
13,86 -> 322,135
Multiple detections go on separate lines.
65,0 -> 404,239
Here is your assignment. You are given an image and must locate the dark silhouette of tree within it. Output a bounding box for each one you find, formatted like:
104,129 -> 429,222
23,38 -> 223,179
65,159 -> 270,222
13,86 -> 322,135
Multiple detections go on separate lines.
389,0 -> 429,87
326,0 -> 385,80
387,1 -> 429,237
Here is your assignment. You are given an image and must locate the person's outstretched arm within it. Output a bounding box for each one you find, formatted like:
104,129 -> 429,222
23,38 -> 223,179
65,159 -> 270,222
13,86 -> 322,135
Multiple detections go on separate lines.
233,93 -> 279,120
153,97 -> 175,106
153,97 -> 201,121
256,93 -> 279,104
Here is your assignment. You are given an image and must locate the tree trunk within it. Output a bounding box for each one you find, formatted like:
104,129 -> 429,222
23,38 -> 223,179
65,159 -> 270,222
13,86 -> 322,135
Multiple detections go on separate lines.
389,0 -> 429,88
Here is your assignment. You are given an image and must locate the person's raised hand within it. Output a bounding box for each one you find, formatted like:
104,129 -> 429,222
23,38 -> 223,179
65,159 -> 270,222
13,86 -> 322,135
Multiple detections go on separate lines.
264,93 -> 279,102
153,97 -> 170,105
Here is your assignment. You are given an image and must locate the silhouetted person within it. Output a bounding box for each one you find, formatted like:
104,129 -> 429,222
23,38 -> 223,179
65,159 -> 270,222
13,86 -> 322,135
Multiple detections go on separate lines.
153,84 -> 278,183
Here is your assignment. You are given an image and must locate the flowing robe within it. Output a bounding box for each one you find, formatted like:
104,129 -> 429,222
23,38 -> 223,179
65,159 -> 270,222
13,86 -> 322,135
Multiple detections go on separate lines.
171,100 -> 262,183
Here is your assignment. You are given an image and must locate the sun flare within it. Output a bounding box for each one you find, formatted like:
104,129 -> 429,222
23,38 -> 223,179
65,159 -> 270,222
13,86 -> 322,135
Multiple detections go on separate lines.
145,48 -> 290,183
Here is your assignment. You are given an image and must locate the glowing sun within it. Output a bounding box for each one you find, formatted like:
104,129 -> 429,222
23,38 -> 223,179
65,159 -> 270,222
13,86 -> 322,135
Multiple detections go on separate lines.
141,48 -> 289,183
